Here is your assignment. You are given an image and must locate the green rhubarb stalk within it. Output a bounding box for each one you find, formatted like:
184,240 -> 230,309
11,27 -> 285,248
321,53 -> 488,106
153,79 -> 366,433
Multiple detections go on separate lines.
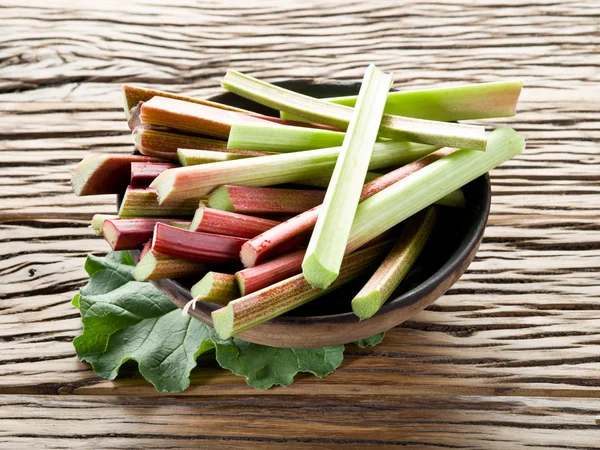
228,123 -> 346,152
132,249 -> 207,281
352,207 -> 438,320
211,240 -> 391,339
281,80 -> 523,123
302,64 -> 392,289
151,139 -> 438,203
346,128 -> 525,252
118,187 -> 200,217
190,272 -> 240,305
177,148 -> 255,166
90,214 -> 117,235
222,69 -> 487,150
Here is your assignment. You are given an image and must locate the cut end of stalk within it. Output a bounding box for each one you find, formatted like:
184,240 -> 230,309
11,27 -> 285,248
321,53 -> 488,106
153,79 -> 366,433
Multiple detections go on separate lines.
189,206 -> 205,232
436,189 -> 466,208
150,170 -> 177,205
207,186 -> 234,212
90,214 -> 116,236
211,304 -> 235,339
101,220 -> 120,250
351,291 -> 382,320
190,272 -> 215,298
71,155 -> 104,196
240,243 -> 259,268
234,272 -> 246,296
132,252 -> 158,281
122,85 -> 133,120
301,253 -> 338,289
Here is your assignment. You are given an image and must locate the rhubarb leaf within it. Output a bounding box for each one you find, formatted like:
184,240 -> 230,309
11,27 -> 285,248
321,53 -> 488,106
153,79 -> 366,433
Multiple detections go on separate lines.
73,251 -> 345,392
355,332 -> 385,348
215,339 -> 344,389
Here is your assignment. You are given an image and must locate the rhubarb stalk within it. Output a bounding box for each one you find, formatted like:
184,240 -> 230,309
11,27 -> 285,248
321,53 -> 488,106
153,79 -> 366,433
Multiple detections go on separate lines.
122,84 -> 250,122
90,214 -> 117,236
240,147 -> 457,267
346,128 -> 525,252
72,154 -> 161,196
189,206 -> 280,238
222,69 -> 487,150
211,240 -> 391,339
235,249 -> 305,296
208,185 -> 326,215
302,64 -> 392,288
150,140 -> 438,203
190,272 -> 240,304
177,149 -> 259,166
102,218 -> 190,251
118,187 -> 200,217
228,123 -> 346,152
352,207 -> 437,320
139,97 -> 276,139
281,80 -> 523,122
132,247 -> 207,281
130,162 -> 178,187
152,223 -> 246,264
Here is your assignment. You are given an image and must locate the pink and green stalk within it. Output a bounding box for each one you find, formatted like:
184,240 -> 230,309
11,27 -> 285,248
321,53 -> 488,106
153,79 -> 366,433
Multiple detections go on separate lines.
118,186 -> 200,217
190,272 -> 240,305
352,207 -> 438,320
211,240 -> 391,339
122,84 -> 251,123
132,246 -> 207,281
189,206 -> 280,238
101,217 -> 190,251
208,185 -> 326,215
130,162 -> 178,187
295,171 -> 381,189
221,70 -> 488,150
139,97 -> 276,139
133,126 -> 230,160
150,140 -> 439,203
240,147 -> 458,267
235,248 -> 305,296
90,214 -> 117,235
72,154 -> 161,196
152,223 -> 247,264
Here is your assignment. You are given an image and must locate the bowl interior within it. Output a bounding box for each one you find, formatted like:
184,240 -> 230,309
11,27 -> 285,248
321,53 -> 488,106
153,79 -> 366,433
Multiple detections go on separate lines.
123,79 -> 491,346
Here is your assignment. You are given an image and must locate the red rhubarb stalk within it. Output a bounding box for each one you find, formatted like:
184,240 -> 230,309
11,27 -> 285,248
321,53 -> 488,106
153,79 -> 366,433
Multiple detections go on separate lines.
102,218 -> 190,251
152,223 -> 246,264
72,154 -> 161,196
208,185 -> 326,215
190,206 -> 280,238
140,97 -> 276,139
130,162 -> 178,187
211,240 -> 391,338
235,249 -> 305,295
122,84 -> 250,124
240,147 -> 458,267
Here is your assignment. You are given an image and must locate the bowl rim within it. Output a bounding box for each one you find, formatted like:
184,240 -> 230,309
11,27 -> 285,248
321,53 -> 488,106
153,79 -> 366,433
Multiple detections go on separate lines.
126,79 -> 491,331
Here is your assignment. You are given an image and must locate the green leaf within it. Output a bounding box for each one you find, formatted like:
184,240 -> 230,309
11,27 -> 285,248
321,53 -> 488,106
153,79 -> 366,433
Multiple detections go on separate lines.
73,251 -> 346,392
355,332 -> 385,348
216,339 -> 344,389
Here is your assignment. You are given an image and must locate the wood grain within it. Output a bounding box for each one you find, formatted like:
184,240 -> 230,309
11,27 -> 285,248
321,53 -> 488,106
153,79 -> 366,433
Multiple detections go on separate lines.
1,0 -> 599,447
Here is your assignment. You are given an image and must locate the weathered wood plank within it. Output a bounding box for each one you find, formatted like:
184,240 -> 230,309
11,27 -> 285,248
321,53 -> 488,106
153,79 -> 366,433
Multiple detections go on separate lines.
0,394 -> 599,449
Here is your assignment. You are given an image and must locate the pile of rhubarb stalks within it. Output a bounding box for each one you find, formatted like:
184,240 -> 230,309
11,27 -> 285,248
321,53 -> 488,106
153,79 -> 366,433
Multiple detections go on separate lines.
72,65 -> 525,339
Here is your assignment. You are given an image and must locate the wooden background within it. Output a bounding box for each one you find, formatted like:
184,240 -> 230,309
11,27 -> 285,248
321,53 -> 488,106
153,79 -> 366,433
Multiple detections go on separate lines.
1,0 -> 599,448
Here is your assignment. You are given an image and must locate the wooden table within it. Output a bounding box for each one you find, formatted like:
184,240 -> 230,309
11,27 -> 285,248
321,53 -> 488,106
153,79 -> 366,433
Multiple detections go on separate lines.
1,1 -> 599,448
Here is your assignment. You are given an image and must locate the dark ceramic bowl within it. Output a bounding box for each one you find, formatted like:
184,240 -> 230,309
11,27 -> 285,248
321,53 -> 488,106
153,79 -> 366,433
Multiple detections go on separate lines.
127,80 -> 491,348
